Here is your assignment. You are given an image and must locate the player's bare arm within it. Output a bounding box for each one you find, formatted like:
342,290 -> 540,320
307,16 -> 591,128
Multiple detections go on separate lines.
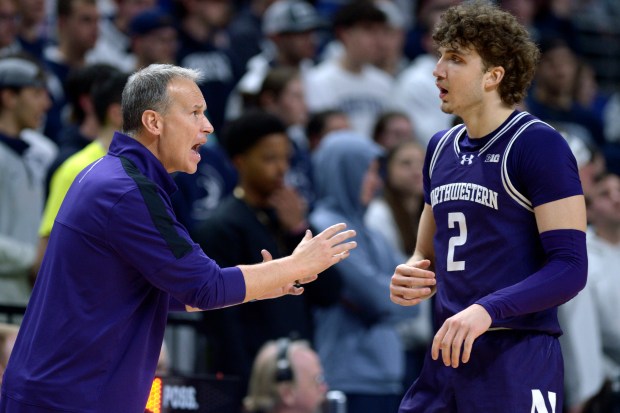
535,195 -> 586,233
391,203 -> 437,306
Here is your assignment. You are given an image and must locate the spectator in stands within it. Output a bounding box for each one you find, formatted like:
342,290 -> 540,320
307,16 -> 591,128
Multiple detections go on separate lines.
227,0 -> 324,120
87,0 -> 156,73
305,109 -> 350,152
43,0 -> 100,143
309,130 -> 414,413
573,61 -> 610,122
227,0 -> 277,69
581,173 -> 620,412
563,131 -> 606,200
525,36 -> 605,148
44,63 -> 119,196
193,110 -> 315,396
365,139 -> 423,256
305,0 -> 392,139
0,63 -> 356,412
0,0 -> 19,56
392,0 -> 457,146
498,0 -> 541,41
257,67 -> 314,208
371,111 -> 416,151
243,338 -> 328,413
364,139 -> 432,389
128,7 -> 178,70
34,71 -> 128,277
373,0 -> 408,77
0,56 -> 54,305
559,172 -> 620,413
14,0 -> 48,60
176,0 -> 242,133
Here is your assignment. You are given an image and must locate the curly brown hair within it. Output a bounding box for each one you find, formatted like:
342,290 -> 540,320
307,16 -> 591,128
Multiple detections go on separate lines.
432,1 -> 540,106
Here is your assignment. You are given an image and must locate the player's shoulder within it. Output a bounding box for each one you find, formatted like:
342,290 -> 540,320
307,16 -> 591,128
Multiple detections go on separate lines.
507,112 -> 570,152
512,111 -> 560,136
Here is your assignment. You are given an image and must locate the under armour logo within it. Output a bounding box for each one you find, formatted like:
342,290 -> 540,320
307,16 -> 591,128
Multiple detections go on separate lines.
460,154 -> 474,165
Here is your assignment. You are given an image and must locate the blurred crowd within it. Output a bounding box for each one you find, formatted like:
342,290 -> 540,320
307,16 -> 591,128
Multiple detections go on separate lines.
0,0 -> 619,412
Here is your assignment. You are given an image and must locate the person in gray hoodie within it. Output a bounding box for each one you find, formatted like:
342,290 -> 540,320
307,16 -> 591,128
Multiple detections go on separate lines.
309,130 -> 418,413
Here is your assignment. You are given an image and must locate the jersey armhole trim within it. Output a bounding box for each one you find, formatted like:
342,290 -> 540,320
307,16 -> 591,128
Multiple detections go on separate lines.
501,119 -> 544,212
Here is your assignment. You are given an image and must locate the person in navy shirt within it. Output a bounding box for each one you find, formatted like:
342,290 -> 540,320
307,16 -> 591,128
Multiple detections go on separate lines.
0,64 -> 356,413
389,3 -> 587,413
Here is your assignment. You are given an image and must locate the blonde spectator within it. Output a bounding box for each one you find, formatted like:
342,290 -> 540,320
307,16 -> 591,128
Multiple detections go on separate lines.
244,339 -> 328,413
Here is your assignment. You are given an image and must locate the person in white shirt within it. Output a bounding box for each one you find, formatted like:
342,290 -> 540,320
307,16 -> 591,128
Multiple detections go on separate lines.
559,172 -> 620,413
304,0 -> 393,139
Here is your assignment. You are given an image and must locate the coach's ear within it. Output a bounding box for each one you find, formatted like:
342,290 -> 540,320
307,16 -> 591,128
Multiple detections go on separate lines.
484,66 -> 505,90
141,109 -> 162,136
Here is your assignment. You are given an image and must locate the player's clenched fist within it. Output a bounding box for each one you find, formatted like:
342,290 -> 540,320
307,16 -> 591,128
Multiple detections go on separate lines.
390,259 -> 436,306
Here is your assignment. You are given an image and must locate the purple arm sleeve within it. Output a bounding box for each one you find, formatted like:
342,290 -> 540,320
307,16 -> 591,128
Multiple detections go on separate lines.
476,229 -> 587,321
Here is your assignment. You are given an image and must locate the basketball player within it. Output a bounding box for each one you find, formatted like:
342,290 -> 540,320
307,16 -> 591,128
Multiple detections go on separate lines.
389,3 -> 587,412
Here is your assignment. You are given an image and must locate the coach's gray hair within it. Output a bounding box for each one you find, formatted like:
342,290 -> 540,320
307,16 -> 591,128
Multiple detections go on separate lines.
121,64 -> 202,135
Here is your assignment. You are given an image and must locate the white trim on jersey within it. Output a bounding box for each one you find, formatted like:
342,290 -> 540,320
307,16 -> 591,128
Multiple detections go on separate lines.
478,111 -> 529,156
429,114 -> 556,213
450,111 -> 530,157
429,124 -> 465,180
501,119 -> 543,212
451,126 -> 464,156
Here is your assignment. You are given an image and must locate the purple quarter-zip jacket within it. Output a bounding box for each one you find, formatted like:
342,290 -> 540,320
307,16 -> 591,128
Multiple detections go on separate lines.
1,132 -> 245,412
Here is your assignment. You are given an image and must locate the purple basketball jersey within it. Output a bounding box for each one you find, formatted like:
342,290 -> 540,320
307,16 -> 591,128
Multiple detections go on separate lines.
423,111 -> 583,335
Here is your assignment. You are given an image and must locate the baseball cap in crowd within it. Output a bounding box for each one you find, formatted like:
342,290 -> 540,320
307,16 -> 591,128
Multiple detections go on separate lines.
263,0 -> 324,35
0,57 -> 47,89
129,8 -> 176,37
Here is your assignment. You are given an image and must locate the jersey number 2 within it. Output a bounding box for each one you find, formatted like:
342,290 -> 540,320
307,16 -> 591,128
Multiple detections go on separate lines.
447,212 -> 467,271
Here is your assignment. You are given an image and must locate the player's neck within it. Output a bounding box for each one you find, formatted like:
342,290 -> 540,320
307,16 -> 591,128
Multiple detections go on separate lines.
462,104 -> 514,139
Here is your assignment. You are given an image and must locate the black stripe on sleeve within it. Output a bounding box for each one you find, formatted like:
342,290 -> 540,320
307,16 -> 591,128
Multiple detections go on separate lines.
120,156 -> 192,259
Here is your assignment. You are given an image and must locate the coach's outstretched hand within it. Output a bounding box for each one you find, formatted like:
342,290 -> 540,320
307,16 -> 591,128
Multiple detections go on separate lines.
239,223 -> 356,302
292,223 -> 357,276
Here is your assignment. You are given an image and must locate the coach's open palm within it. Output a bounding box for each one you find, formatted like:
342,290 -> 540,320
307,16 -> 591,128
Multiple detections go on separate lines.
292,223 -> 357,277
